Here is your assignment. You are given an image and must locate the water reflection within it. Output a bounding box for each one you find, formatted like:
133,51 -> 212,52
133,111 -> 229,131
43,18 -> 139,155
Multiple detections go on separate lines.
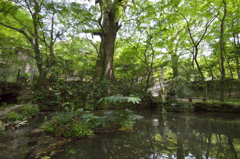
52,110 -> 240,159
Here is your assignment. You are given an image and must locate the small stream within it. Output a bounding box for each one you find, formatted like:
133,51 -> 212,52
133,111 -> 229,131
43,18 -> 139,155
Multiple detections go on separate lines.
1,109 -> 240,159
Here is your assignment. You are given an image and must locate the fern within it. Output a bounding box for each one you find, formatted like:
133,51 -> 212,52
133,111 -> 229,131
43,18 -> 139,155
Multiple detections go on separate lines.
98,94 -> 141,104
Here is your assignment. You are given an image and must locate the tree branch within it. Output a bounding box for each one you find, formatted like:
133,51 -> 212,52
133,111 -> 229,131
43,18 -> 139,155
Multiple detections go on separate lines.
86,37 -> 99,55
93,32 -> 103,37
4,11 -> 35,37
180,13 -> 196,47
97,0 -> 105,34
0,21 -> 34,48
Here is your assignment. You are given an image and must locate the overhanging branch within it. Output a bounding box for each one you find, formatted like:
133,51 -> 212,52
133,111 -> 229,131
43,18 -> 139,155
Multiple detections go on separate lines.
0,21 -> 34,48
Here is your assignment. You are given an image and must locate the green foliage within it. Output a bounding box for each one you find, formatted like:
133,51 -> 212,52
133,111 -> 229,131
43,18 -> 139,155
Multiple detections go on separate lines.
81,112 -> 101,129
18,104 -> 39,117
156,91 -> 165,102
98,95 -> 143,130
35,78 -> 146,111
164,100 -> 194,112
42,102 -> 143,137
41,112 -> 94,138
0,120 -> 4,137
0,102 -> 8,109
165,78 -> 196,98
4,104 -> 39,130
6,111 -> 23,120
100,109 -> 143,130
98,94 -> 141,104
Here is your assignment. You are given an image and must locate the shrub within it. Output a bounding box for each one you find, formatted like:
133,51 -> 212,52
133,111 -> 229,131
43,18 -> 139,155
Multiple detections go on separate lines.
42,112 -> 94,138
42,95 -> 144,137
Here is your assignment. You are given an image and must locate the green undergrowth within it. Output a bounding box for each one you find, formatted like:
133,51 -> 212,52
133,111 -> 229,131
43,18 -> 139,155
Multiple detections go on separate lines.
163,100 -> 194,112
34,79 -> 152,111
0,104 -> 39,136
41,108 -> 143,138
5,104 -> 39,121
160,99 -> 240,113
0,102 -> 14,110
100,109 -> 143,131
193,102 -> 240,112
208,101 -> 240,106
41,111 -> 94,138
41,95 -> 143,138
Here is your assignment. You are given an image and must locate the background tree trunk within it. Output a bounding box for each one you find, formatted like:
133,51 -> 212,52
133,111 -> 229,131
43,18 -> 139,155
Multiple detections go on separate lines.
220,0 -> 226,102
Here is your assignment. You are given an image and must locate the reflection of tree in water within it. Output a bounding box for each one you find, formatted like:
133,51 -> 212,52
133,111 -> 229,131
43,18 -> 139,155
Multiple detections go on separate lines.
52,112 -> 240,159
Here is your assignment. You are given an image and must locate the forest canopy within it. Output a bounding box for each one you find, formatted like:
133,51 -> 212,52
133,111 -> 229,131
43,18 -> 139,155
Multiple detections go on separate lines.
0,0 -> 240,102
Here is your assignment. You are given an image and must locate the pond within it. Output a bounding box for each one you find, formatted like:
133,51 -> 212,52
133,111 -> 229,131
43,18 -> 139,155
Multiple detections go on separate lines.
1,109 -> 240,159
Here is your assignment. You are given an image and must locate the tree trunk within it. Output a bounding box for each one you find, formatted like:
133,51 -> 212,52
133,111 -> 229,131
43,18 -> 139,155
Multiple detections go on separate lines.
171,54 -> 179,78
103,25 -> 118,81
194,47 -> 207,98
220,0 -> 226,102
95,0 -> 126,81
226,54 -> 233,98
32,2 -> 48,88
233,33 -> 240,79
98,28 -> 118,81
236,57 -> 240,79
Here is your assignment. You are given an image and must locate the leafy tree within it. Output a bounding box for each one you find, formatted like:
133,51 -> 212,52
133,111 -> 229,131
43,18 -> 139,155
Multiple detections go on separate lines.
70,0 -> 133,81
180,0 -> 217,98
0,0 -> 69,87
53,37 -> 98,80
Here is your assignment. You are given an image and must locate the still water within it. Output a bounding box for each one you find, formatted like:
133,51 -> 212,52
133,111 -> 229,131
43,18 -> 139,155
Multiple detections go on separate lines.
0,109 -> 240,159
52,109 -> 240,159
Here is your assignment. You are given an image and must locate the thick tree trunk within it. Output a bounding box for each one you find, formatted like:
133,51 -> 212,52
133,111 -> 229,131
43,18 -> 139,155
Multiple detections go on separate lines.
97,1 -> 121,81
103,25 -> 118,81
99,30 -> 118,81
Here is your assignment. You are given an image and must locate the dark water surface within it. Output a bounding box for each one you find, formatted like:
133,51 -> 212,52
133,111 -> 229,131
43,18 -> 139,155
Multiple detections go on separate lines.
1,109 -> 240,159
52,109 -> 240,159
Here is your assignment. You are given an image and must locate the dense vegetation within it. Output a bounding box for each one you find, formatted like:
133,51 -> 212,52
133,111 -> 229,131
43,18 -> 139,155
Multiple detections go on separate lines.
0,0 -> 239,101
0,0 -> 240,139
